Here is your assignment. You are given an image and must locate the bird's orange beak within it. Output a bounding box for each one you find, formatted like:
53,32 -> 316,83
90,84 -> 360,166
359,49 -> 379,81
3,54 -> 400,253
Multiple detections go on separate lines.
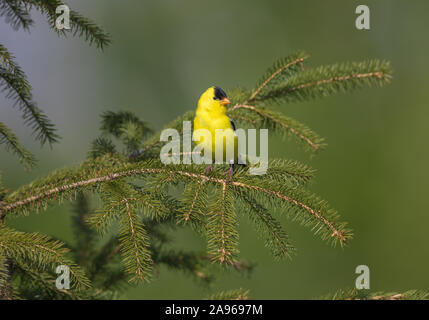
220,97 -> 231,105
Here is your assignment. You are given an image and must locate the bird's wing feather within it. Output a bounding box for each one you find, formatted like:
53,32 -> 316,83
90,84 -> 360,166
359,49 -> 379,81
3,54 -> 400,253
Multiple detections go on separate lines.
229,118 -> 236,131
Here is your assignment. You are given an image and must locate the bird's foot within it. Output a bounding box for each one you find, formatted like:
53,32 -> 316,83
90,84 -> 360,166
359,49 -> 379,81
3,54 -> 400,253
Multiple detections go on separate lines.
205,163 -> 213,175
225,164 -> 234,183
128,149 -> 143,161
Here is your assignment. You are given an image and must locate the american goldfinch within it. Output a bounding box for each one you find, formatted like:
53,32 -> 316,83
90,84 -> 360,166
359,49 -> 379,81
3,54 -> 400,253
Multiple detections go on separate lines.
193,86 -> 238,177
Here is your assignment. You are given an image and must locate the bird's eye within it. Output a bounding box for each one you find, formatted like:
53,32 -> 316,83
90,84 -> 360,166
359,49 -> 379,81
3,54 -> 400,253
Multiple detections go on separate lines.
213,96 -> 219,100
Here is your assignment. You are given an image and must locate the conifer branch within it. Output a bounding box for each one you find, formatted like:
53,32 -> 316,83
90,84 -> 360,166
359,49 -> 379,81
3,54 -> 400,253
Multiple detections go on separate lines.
88,137 -> 117,159
11,259 -> 82,299
153,249 -> 214,285
135,110 -> 195,160
323,288 -> 429,300
229,104 -> 325,152
0,226 -> 90,290
0,159 -> 350,245
253,60 -> 392,104
91,181 -> 154,282
100,110 -> 153,154
247,51 -> 308,103
206,288 -> 250,300
21,0 -> 111,49
0,0 -> 33,30
0,121 -> 37,168
237,191 -> 295,259
1,0 -> 110,167
72,193 -> 95,267
180,179 -> 208,223
69,199 -> 127,296
186,180 -> 205,222
232,181 -> 349,245
206,181 -> 239,264
122,199 -> 145,280
0,254 -> 13,299
101,111 -> 152,138
0,43 -> 60,146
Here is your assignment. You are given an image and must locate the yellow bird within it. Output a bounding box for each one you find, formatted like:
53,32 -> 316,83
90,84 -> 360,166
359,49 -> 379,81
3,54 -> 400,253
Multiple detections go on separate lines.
193,86 -> 238,177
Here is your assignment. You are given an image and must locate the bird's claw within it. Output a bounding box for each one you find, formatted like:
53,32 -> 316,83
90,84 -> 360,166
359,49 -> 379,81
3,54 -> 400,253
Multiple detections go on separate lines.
225,164 -> 234,183
205,163 -> 213,175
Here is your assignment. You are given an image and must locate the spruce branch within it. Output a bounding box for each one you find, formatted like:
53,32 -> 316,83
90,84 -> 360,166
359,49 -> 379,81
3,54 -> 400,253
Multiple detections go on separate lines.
262,159 -> 315,186
228,104 -> 325,152
87,181 -> 168,235
88,181 -> 155,282
247,51 -> 308,103
11,232 -> 125,299
135,110 -> 195,160
0,121 -> 37,169
118,197 -> 152,283
0,174 -> 6,204
323,288 -> 429,300
253,60 -> 392,104
231,181 -> 350,246
206,288 -> 250,300
206,182 -> 239,264
152,249 -> 214,286
71,192 -> 95,267
0,43 -> 60,146
0,0 -> 34,30
58,197 -> 127,297
236,190 -> 295,259
0,159 -> 351,246
1,0 -> 110,167
88,137 -> 117,160
100,110 -> 153,155
101,111 -> 153,139
0,254 -> 13,299
179,179 -> 208,224
11,259 -> 81,299
0,226 -> 90,290
87,237 -> 121,279
21,0 -> 111,49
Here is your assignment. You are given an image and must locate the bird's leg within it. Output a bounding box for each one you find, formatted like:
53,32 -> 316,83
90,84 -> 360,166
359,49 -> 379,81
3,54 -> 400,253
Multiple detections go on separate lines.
128,149 -> 143,160
225,162 -> 234,183
205,163 -> 213,175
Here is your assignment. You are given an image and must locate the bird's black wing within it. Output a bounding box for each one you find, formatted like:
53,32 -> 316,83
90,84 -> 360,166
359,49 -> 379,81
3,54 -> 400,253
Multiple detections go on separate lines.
229,118 -> 236,131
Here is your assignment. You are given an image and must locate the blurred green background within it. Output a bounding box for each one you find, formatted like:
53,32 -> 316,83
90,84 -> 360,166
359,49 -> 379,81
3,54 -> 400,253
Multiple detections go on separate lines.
1,0 -> 429,299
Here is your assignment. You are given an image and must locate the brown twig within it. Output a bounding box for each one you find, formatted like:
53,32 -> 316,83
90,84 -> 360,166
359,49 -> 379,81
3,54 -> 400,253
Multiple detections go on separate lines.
285,71 -> 386,94
184,178 -> 206,221
229,104 -> 321,151
0,167 -> 347,243
123,199 -> 143,280
218,181 -> 228,263
247,56 -> 307,102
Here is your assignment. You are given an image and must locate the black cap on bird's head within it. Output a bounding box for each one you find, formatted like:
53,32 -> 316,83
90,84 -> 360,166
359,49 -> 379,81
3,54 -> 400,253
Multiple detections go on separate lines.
213,86 -> 231,105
